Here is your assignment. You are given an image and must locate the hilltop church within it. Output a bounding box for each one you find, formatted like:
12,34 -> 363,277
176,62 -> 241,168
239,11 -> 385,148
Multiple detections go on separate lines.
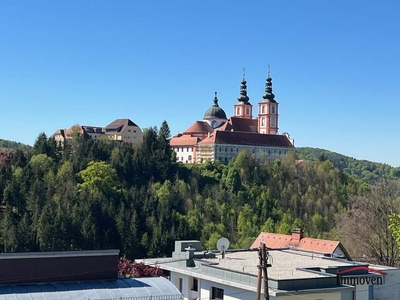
170,72 -> 295,163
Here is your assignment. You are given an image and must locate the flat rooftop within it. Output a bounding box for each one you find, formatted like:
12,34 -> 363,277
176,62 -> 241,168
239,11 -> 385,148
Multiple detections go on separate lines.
201,249 -> 354,280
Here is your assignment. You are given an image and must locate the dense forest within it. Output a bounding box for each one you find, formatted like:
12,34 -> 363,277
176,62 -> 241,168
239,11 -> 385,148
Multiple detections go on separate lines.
0,124 -> 399,265
295,147 -> 400,183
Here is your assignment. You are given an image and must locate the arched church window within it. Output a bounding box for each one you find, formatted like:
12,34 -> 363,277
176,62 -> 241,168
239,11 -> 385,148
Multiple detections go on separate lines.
262,106 -> 265,113
271,106 -> 276,114
261,117 -> 265,126
236,107 -> 240,115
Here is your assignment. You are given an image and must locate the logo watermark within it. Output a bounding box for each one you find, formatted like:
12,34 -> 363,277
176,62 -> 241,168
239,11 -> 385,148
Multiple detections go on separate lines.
336,266 -> 385,286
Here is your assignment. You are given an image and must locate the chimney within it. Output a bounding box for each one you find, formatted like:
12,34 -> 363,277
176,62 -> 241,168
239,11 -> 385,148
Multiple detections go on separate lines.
292,228 -> 303,241
185,244 -> 196,267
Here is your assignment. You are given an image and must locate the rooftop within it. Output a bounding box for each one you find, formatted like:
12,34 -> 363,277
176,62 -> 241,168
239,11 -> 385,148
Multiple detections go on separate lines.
206,249 -> 353,280
251,230 -> 352,260
0,277 -> 182,300
199,130 -> 294,148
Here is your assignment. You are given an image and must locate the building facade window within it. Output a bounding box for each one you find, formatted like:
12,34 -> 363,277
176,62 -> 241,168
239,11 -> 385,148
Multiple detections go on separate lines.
271,106 -> 275,114
211,287 -> 224,300
178,278 -> 183,293
246,108 -> 249,115
188,155 -> 192,161
262,105 -> 265,113
191,277 -> 198,292
236,107 -> 240,115
261,117 -> 265,126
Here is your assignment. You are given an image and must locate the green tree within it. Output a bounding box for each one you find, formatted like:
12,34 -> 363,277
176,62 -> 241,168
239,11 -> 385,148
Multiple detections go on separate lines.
78,161 -> 120,197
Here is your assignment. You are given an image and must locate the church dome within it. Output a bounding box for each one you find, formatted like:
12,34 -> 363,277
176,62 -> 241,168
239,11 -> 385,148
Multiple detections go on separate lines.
203,92 -> 227,119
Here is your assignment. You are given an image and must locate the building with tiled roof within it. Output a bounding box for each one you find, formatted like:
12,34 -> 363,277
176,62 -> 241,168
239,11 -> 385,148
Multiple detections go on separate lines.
140,239 -> 400,300
250,228 -> 352,260
170,71 -> 294,163
52,118 -> 143,147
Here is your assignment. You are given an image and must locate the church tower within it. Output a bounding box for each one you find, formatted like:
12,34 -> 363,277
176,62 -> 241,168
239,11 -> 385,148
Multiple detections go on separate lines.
233,73 -> 253,119
258,71 -> 279,134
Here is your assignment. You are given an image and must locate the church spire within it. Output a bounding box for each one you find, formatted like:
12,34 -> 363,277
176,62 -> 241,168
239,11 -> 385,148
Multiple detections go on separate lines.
237,68 -> 249,103
213,91 -> 219,107
262,66 -> 276,102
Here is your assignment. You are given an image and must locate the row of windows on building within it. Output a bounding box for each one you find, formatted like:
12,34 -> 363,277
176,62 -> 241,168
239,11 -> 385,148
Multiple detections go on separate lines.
175,147 -> 193,152
177,155 -> 193,162
235,105 -> 277,116
261,105 -> 276,114
218,147 -> 287,155
178,276 -> 223,300
260,116 -> 276,127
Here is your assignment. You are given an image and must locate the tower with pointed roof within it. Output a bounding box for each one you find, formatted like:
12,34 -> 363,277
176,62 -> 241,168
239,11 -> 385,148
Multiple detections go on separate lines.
233,72 -> 253,119
203,92 -> 228,128
258,70 -> 279,134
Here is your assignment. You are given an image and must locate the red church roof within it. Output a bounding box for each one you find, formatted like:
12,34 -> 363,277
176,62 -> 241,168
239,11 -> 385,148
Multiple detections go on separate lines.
184,121 -> 213,134
219,117 -> 258,133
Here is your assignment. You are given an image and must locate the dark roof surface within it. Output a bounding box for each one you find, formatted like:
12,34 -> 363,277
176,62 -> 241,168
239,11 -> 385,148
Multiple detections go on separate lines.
204,106 -> 227,119
199,131 -> 294,147
0,278 -> 181,300
106,119 -> 139,130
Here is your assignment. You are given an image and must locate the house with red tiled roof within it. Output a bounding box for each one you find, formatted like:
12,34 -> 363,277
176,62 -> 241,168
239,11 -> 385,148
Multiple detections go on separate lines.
170,71 -> 295,163
251,229 -> 352,260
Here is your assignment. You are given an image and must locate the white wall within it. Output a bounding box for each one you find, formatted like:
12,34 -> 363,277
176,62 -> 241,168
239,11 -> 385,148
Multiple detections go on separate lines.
354,283 -> 369,300
170,271 -> 255,300
278,291 -> 342,300
373,269 -> 400,300
200,278 -> 255,300
173,147 -> 195,163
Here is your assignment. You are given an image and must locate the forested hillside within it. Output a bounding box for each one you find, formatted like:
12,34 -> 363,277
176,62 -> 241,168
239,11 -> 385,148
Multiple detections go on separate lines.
0,125 -> 399,266
295,147 -> 400,183
0,138 -> 31,152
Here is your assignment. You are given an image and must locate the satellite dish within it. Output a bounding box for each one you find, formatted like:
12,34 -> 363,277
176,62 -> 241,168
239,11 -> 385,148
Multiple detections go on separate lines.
217,238 -> 230,259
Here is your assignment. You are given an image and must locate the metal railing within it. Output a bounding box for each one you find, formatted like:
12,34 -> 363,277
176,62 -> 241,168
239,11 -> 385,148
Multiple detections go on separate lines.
101,295 -> 184,300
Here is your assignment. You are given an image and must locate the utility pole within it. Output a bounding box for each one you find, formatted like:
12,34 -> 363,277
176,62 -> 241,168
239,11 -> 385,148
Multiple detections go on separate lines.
256,243 -> 263,300
261,242 -> 270,300
255,242 -> 271,300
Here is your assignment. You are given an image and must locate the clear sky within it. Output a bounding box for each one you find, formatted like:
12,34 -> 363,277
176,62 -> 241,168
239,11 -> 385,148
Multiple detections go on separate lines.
1,1 -> 399,166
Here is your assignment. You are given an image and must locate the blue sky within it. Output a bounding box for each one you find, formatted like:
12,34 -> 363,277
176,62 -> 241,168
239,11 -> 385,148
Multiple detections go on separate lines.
1,1 -> 399,166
